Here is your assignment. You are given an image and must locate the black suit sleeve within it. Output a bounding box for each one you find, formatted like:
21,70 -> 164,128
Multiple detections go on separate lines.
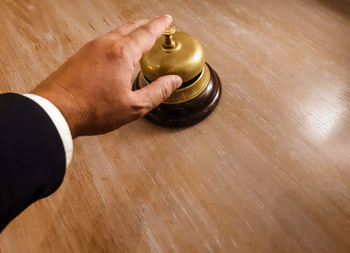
0,93 -> 66,232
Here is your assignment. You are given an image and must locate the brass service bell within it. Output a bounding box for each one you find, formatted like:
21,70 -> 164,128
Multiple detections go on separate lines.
133,25 -> 222,127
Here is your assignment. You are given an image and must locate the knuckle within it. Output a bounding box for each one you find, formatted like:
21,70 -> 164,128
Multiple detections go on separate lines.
85,38 -> 99,49
160,83 -> 171,101
130,107 -> 146,119
128,21 -> 139,30
117,21 -> 137,35
112,39 -> 141,65
104,32 -> 119,42
111,42 -> 129,58
140,25 -> 155,36
128,96 -> 149,118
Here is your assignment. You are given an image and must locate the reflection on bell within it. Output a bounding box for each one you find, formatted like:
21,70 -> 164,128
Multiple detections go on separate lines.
133,25 -> 222,127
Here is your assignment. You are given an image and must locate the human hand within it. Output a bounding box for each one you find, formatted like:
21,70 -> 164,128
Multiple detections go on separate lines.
31,15 -> 182,138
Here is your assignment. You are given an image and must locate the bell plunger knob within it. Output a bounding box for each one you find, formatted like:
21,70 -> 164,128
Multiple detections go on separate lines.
132,25 -> 222,127
162,25 -> 176,49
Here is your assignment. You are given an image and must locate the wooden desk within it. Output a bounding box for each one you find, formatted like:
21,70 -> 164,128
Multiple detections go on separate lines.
0,0 -> 349,252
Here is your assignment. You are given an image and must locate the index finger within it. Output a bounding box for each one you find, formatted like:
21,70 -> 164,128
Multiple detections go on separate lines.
127,15 -> 173,62
109,18 -> 153,37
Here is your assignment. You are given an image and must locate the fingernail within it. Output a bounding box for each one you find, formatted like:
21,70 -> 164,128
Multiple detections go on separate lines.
164,14 -> 173,21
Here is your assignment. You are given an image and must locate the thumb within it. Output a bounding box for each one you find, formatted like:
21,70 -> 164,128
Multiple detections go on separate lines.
135,75 -> 182,108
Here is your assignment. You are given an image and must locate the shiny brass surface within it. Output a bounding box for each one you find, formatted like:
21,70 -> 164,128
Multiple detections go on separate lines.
140,27 -> 205,83
162,25 -> 176,49
139,64 -> 210,104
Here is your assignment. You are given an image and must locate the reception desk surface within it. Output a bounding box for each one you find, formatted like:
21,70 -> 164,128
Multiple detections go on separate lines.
0,0 -> 349,252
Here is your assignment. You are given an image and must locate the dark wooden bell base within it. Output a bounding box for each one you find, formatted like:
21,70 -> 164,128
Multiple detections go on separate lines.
132,63 -> 222,128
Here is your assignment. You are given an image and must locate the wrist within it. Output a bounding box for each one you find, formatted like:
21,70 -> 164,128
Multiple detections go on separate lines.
31,86 -> 80,138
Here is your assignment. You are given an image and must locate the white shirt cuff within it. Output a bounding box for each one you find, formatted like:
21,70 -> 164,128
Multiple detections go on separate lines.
22,94 -> 73,168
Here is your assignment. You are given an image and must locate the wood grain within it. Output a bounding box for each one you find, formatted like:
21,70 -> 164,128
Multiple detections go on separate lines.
0,0 -> 349,252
